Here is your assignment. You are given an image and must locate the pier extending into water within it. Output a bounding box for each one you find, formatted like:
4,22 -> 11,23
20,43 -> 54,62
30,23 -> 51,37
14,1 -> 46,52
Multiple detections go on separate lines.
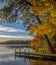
15,47 -> 56,61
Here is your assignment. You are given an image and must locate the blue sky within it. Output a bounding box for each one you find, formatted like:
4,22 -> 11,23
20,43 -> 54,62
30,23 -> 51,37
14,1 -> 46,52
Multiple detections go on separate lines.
0,2 -> 33,41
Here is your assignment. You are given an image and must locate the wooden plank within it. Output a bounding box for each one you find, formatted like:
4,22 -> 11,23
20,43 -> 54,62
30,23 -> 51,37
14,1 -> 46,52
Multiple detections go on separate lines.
15,51 -> 56,61
16,52 -> 56,56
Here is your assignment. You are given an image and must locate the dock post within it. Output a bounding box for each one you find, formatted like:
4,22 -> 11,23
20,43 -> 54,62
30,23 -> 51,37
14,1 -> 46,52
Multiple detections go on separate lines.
15,49 -> 16,60
24,48 -> 26,62
28,48 -> 30,61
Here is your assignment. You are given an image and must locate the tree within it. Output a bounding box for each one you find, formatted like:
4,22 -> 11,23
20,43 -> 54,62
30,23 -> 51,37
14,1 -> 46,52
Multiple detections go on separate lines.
29,0 -> 56,53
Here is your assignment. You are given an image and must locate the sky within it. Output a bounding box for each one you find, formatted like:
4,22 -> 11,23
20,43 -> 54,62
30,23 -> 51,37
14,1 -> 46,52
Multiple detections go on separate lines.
0,2 -> 34,41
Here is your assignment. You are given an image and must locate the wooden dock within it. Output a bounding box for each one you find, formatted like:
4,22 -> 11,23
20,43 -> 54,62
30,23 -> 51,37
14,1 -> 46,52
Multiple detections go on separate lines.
15,49 -> 56,61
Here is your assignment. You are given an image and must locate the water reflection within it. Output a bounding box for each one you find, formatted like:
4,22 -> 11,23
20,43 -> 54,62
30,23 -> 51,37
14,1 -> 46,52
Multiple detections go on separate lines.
0,44 -> 56,65
30,59 -> 56,65
0,46 -> 14,61
0,44 -> 30,65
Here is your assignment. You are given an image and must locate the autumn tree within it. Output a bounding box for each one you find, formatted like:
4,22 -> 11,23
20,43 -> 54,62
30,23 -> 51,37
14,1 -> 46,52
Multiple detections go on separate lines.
29,0 -> 56,53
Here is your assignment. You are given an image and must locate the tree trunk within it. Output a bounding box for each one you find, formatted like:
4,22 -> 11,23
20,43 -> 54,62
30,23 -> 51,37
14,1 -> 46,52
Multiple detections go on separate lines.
36,15 -> 41,24
44,34 -> 56,53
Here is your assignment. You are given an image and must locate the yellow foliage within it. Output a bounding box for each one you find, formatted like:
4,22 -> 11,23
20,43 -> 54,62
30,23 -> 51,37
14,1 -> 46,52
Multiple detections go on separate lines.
31,35 -> 43,50
29,0 -> 56,51
51,10 -> 56,17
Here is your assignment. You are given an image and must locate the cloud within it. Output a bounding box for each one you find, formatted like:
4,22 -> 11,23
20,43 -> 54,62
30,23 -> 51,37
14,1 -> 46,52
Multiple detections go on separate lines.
0,35 -> 34,41
0,26 -> 25,32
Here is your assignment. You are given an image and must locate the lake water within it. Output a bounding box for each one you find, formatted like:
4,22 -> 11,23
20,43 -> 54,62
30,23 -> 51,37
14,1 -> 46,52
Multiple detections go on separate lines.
0,44 -> 30,65
0,44 -> 56,65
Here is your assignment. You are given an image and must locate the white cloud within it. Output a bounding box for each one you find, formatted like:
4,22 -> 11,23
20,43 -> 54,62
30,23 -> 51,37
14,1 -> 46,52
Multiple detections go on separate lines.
0,35 -> 34,41
0,26 -> 25,32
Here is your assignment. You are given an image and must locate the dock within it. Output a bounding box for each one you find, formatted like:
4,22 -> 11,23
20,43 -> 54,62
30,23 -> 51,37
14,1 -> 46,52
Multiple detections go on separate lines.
15,49 -> 56,61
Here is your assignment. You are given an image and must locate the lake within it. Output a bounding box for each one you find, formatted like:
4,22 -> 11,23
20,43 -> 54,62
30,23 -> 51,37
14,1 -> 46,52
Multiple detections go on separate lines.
0,44 -> 56,65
